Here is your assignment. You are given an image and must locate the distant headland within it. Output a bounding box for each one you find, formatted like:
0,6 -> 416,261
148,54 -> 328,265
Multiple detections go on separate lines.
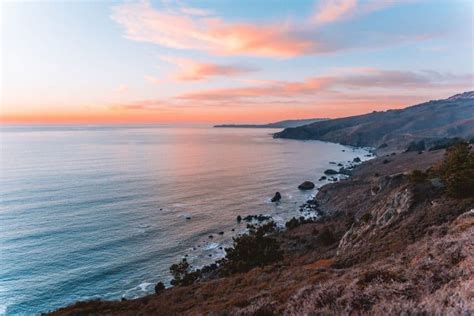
214,118 -> 328,129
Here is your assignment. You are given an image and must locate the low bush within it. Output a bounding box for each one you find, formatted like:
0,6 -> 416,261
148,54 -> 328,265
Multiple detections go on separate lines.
169,259 -> 201,286
285,216 -> 314,230
219,221 -> 283,275
429,137 -> 465,151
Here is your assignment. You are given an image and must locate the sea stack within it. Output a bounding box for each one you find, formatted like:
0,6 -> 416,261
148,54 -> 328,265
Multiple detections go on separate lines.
271,192 -> 282,202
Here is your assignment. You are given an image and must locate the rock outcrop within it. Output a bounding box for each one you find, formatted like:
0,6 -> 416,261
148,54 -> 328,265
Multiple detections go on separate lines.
271,192 -> 281,202
298,181 -> 315,190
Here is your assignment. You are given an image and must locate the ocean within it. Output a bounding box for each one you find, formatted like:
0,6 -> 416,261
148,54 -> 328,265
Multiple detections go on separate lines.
0,125 -> 371,315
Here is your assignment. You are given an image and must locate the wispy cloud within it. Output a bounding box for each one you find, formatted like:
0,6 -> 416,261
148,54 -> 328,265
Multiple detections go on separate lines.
176,69 -> 474,102
313,0 -> 357,24
111,1 -> 316,57
178,5 -> 213,17
109,68 -> 473,120
312,0 -> 412,25
160,56 -> 258,81
112,1 -> 424,58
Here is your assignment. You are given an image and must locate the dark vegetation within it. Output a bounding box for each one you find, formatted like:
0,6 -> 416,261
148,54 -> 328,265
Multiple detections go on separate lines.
218,221 -> 283,275
407,141 -> 474,198
168,221 -> 283,285
285,216 -> 315,230
405,140 -> 426,152
434,141 -> 474,198
428,137 -> 467,151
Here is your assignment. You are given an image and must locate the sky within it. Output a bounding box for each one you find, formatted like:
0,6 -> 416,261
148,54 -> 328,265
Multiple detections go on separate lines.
1,0 -> 473,124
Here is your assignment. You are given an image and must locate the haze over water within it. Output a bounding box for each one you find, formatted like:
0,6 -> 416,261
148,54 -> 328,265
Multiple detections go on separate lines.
0,126 -> 369,315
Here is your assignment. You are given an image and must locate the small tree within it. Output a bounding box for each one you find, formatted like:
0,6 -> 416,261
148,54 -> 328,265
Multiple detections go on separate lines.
169,259 -> 200,286
436,142 -> 474,198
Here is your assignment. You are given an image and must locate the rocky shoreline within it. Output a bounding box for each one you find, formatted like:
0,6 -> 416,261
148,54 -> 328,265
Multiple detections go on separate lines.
48,145 -> 473,315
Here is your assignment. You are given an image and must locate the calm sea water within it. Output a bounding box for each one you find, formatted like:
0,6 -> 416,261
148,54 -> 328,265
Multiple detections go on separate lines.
0,125 -> 370,315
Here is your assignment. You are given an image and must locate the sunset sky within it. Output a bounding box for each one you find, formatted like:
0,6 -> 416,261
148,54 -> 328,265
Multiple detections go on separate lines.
1,0 -> 473,124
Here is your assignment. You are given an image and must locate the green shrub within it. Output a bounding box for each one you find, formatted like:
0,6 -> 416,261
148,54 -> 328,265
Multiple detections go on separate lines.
285,216 -> 314,230
436,142 -> 474,198
429,137 -> 465,151
154,282 -> 165,294
219,221 -> 283,275
169,259 -> 200,286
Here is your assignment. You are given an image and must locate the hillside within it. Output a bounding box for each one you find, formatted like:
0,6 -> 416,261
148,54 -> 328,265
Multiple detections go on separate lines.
214,118 -> 328,129
48,147 -> 474,315
274,92 -> 474,152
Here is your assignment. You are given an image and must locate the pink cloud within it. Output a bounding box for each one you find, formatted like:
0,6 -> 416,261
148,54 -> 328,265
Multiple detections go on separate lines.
312,0 -> 414,25
111,1 -> 326,57
177,69 -> 474,102
177,77 -> 333,101
160,56 -> 257,81
313,0 -> 357,24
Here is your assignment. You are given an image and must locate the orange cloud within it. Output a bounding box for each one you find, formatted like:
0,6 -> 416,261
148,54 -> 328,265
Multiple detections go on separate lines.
111,1 -> 323,57
160,56 -> 257,81
111,1 -> 421,58
178,77 -> 332,101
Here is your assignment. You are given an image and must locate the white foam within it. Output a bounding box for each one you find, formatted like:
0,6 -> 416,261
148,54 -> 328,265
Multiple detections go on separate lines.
0,304 -> 7,316
204,242 -> 220,250
138,282 -> 153,292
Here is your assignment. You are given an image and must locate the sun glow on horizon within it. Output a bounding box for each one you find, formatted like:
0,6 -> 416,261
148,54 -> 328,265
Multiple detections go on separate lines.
1,0 -> 473,124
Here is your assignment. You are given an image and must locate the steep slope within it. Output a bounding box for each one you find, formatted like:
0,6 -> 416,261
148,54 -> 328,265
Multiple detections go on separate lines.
274,92 -> 474,152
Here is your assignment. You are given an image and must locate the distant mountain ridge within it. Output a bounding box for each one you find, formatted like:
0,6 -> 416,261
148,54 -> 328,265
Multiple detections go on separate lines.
274,91 -> 474,152
214,118 -> 328,129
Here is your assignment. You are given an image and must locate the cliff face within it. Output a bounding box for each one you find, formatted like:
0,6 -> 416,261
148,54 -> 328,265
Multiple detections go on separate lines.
274,92 -> 474,152
49,149 -> 474,315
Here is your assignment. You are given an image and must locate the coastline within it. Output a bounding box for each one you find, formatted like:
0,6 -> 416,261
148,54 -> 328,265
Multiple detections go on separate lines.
45,141 -> 376,314
48,146 -> 474,315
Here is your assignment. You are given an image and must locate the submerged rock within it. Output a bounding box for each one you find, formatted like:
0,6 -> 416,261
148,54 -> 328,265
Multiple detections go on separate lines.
271,192 -> 282,202
298,181 -> 315,190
